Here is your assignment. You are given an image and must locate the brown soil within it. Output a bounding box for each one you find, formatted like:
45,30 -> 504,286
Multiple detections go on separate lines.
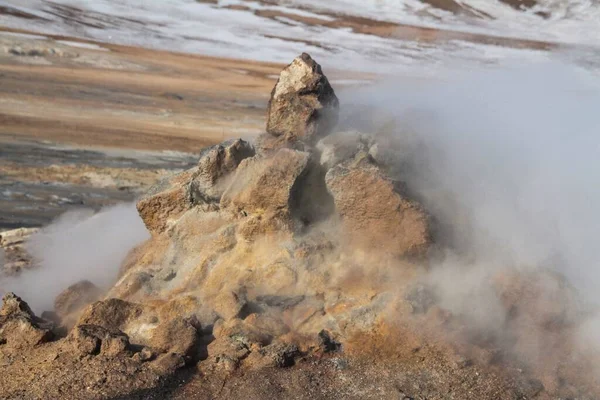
0,30 -> 278,152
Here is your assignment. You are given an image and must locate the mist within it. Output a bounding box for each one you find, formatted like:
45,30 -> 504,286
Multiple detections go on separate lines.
343,60 -> 600,300
336,60 -> 600,383
1,202 -> 149,313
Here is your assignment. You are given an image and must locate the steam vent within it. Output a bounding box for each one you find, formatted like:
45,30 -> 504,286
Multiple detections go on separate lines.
1,54 -> 597,399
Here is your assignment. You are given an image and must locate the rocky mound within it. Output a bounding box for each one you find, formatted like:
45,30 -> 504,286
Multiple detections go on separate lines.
1,53 -> 598,400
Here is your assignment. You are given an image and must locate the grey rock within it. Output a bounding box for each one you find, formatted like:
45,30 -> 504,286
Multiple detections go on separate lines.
189,138 -> 255,205
263,53 -> 339,150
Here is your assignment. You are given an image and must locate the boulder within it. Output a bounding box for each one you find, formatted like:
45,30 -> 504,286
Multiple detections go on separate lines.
76,298 -> 143,333
69,324 -> 130,357
213,290 -> 248,321
263,53 -> 339,150
54,280 -> 102,319
149,316 -> 200,358
189,139 -> 255,205
0,293 -> 53,348
325,156 -> 431,257
221,148 -> 310,232
137,139 -> 254,235
136,168 -> 196,235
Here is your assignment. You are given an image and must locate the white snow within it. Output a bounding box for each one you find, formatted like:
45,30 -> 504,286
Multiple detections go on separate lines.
0,0 -> 596,73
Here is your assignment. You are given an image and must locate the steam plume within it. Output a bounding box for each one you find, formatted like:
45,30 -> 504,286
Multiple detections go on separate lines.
0,203 -> 149,313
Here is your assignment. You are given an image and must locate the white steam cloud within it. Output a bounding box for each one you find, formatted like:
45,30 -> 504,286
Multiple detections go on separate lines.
346,60 -> 600,305
1,203 -> 149,313
339,60 -> 600,381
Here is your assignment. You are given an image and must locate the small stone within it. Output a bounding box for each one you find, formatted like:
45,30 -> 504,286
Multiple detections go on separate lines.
329,357 -> 349,370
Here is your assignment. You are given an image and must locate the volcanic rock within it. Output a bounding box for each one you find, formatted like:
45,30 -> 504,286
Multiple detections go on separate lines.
213,290 -> 248,321
69,324 -> 131,357
77,298 -> 144,333
325,155 -> 431,257
150,352 -> 187,375
54,280 -> 102,319
260,53 -> 339,151
137,139 -> 254,235
149,316 -> 200,359
213,318 -> 273,348
189,139 -> 255,205
207,317 -> 279,372
205,336 -> 251,372
318,329 -> 341,353
221,148 -> 310,234
136,168 -> 197,235
244,342 -> 300,369
0,292 -> 53,348
132,346 -> 156,363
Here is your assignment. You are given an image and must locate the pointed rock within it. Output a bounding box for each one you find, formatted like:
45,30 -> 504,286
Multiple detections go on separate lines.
136,139 -> 254,235
0,293 -> 54,348
262,53 -> 339,151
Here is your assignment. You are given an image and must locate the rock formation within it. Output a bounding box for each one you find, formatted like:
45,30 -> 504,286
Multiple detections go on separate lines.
325,155 -> 430,257
0,292 -> 53,349
221,148 -> 310,235
69,324 -> 131,357
136,139 -> 255,235
1,53 -> 597,400
257,52 -> 339,152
